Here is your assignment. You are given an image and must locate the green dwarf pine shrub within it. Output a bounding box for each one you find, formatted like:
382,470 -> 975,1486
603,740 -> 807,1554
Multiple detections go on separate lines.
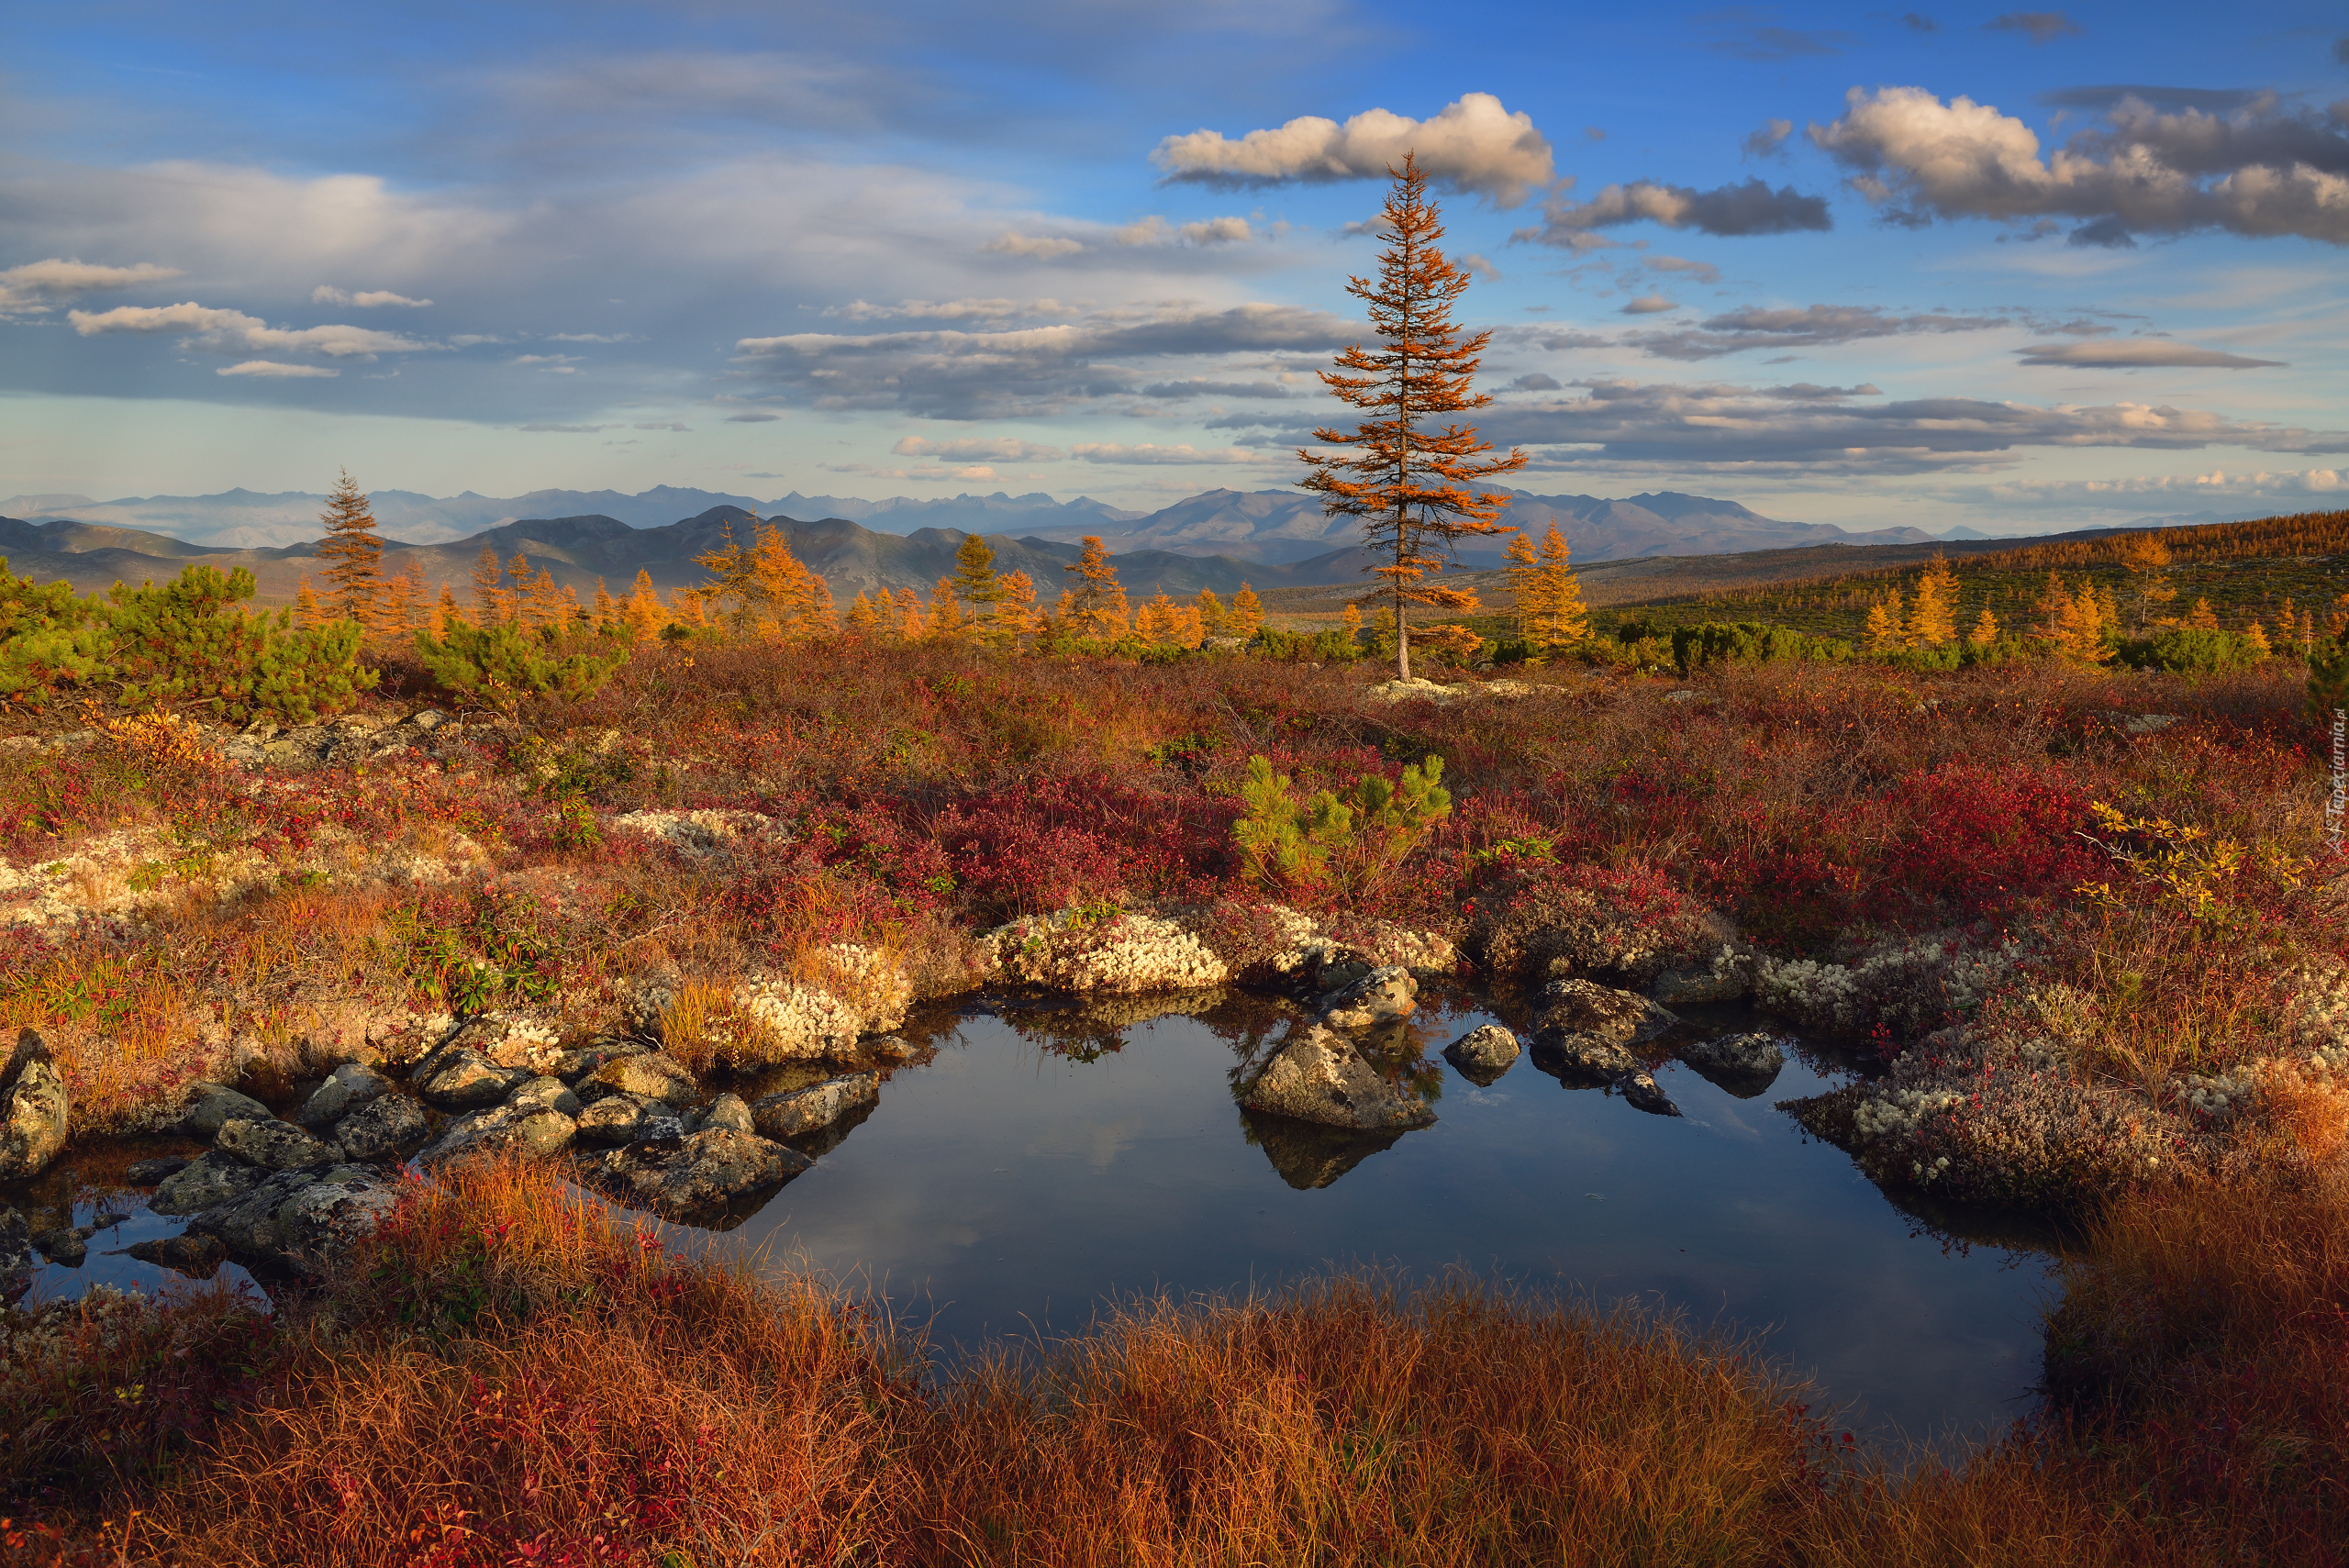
413,622 -> 626,710
106,565 -> 377,722
2310,631 -> 2349,722
0,557 -> 116,706
1671,620 -> 1854,677
2117,627 -> 2266,676
1235,753 -> 1451,887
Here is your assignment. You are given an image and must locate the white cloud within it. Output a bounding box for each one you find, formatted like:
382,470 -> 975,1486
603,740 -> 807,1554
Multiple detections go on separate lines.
1621,295 -> 1680,315
67,300 -> 440,358
1459,252 -> 1502,281
1810,85 -> 2349,245
1646,254 -> 1721,284
2016,340 -> 2285,369
0,257 -> 180,317
216,360 -> 339,378
892,435 -> 1065,461
826,297 -> 1079,322
985,232 -> 1085,258
1522,178 -> 1831,240
1069,442 -> 1268,464
1113,215 -> 1254,246
909,464 -> 997,479
311,285 -> 433,307
1152,93 -> 1556,206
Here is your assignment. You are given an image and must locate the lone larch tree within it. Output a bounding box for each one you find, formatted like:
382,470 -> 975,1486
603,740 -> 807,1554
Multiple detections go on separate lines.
315,469 -> 384,628
1299,153 -> 1525,680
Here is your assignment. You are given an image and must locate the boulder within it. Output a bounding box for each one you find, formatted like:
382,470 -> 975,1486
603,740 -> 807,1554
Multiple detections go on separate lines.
1531,981 -> 1677,1083
695,1094 -> 754,1135
1534,1035 -> 1641,1081
419,1103 -> 576,1163
1648,962 -> 1750,1009
506,1076 -> 583,1118
589,1051 -> 699,1106
122,1233 -> 227,1279
294,1062 -> 391,1128
590,1129 -> 809,1226
1616,1072 -> 1682,1118
216,1118 -> 339,1172
0,1030 -> 71,1181
1441,1025 -> 1520,1086
1317,967 -> 1418,1030
34,1226 -> 91,1265
149,1152 -> 266,1216
1240,1024 -> 1436,1133
1677,1031 -> 1787,1096
179,1083 -> 274,1138
125,1156 -> 192,1186
751,1073 -> 879,1141
443,1013 -> 564,1073
574,1094 -> 654,1146
552,1040 -> 645,1084
332,1095 -> 429,1162
187,1165 -> 398,1268
414,1049 -> 528,1110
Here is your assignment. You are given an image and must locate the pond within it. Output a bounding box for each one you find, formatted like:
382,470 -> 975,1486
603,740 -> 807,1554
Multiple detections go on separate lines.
730,989 -> 2065,1448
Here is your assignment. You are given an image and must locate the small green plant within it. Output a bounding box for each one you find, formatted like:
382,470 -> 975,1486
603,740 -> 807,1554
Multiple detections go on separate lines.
1234,753 -> 1451,888
413,622 -> 625,710
2303,630 -> 2347,720
2116,626 -> 2265,676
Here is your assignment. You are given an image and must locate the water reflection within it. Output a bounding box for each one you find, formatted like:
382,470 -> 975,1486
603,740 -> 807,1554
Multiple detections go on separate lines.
731,992 -> 2068,1447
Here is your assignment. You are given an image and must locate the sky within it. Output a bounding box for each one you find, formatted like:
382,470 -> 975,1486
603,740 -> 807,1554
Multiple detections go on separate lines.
3,1 -> 2346,534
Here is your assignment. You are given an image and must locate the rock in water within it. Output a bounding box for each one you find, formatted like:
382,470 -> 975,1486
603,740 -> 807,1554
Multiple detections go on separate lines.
591,1129 -> 808,1226
695,1093 -> 755,1135
1616,1072 -> 1682,1118
1676,1031 -> 1787,1096
332,1095 -> 429,1162
125,1156 -> 192,1186
1241,1024 -> 1436,1133
1241,1112 -> 1404,1190
574,1095 -> 652,1146
179,1083 -> 273,1138
419,1103 -> 577,1162
1442,1025 -> 1520,1085
587,1051 -> 700,1106
1531,981 -> 1678,1083
414,1049 -> 528,1110
216,1118 -> 339,1171
186,1166 -> 399,1269
294,1062 -> 391,1128
150,1152 -> 266,1216
0,1029 -> 70,1181
751,1073 -> 879,1140
1317,966 -> 1418,1029
124,1233 -> 228,1278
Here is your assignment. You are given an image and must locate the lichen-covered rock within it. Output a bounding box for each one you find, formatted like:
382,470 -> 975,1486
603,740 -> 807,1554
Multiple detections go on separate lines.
590,1129 -> 808,1226
332,1095 -> 429,1162
1240,1024 -> 1436,1133
125,1233 -> 228,1278
0,1030 -> 69,1181
186,1165 -> 397,1269
1442,1025 -> 1520,1085
1678,1031 -> 1787,1088
294,1062 -> 391,1129
1615,1072 -> 1682,1118
420,1103 -> 577,1163
1648,953 -> 1753,1008
575,1095 -> 653,1146
150,1152 -> 267,1216
1317,967 -> 1417,1030
988,910 -> 1230,994
1532,1035 -> 1641,1080
1467,868 -> 1730,987
751,1073 -> 879,1140
694,1094 -> 754,1135
506,1076 -> 583,1118
553,1040 -> 645,1084
415,1049 -> 529,1110
589,1051 -> 699,1106
125,1156 -> 192,1186
1537,980 -> 1678,1048
178,1083 -> 273,1138
216,1118 -> 338,1172
442,1012 -> 566,1073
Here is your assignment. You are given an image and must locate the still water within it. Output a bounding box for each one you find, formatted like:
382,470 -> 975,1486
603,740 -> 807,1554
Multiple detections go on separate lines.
732,991 -> 2063,1447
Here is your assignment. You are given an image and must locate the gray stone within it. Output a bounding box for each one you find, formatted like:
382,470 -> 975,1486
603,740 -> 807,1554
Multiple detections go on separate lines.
1616,1072 -> 1682,1118
751,1073 -> 878,1140
637,1113 -> 687,1143
125,1156 -> 192,1186
1648,965 -> 1749,1008
187,1166 -> 397,1268
410,708 -> 448,732
1317,966 -> 1418,1030
294,1062 -> 391,1128
34,1226 -> 91,1265
591,1128 -> 808,1225
419,1103 -> 576,1163
414,1048 -> 527,1110
180,1083 -> 273,1137
506,1076 -> 583,1118
574,1095 -> 651,1146
0,1030 -> 71,1181
1678,1031 -> 1787,1087
1537,979 -> 1679,1047
867,1035 -> 916,1062
695,1093 -> 754,1135
150,1152 -> 267,1216
216,1118 -> 338,1171
553,1040 -> 644,1084
1441,1025 -> 1520,1085
123,1233 -> 227,1278
332,1095 -> 429,1162
1240,1023 -> 1436,1133
590,1051 -> 699,1106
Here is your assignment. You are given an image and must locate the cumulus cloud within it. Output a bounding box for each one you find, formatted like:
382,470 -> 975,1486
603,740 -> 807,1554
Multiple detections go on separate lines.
1520,178 -> 1831,243
1113,215 -> 1255,246
1510,373 -> 1563,390
216,361 -> 338,378
311,285 -> 432,307
1622,295 -> 1681,314
984,232 -> 1085,259
1620,302 -> 2007,360
0,257 -> 180,317
67,301 -> 440,359
1742,118 -> 1795,160
732,302 -> 1355,418
1985,11 -> 2081,43
892,435 -> 1064,462
1068,442 -> 1267,465
1459,252 -> 1502,281
2016,339 -> 2285,369
1810,84 -> 2349,244
1477,377 -> 2349,473
1152,93 -> 1556,206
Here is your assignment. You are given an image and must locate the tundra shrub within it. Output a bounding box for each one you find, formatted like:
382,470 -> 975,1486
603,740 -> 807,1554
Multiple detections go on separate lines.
2308,630 -> 2349,721
2118,626 -> 2265,675
413,622 -> 626,709
0,557 -> 113,707
1672,620 -> 1853,677
107,565 -> 377,722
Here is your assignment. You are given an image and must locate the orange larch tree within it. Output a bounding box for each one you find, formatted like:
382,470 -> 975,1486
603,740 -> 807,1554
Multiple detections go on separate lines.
1297,153 -> 1525,679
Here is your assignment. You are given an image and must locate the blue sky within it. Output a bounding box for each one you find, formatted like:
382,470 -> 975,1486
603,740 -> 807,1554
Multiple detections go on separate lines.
3,0 -> 2345,532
